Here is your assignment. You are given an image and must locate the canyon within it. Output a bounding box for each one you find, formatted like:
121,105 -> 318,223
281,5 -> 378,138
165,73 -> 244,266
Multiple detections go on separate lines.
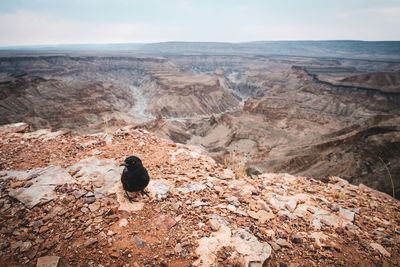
0,42 -> 399,198
1,41 -> 400,266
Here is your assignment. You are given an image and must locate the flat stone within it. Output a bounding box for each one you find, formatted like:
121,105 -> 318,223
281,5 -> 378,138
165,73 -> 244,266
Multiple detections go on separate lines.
232,228 -> 272,267
119,218 -> 128,227
208,218 -> 220,231
194,226 -> 232,266
110,252 -> 119,259
85,198 -> 96,204
339,208 -> 355,222
81,207 -> 89,213
7,166 -> 74,208
36,256 -> 60,267
0,122 -> 29,134
227,204 -> 236,212
193,200 -> 209,207
132,236 -> 146,249
114,183 -> 145,212
105,135 -> 114,145
268,241 -> 281,251
265,193 -> 303,212
64,232 -> 74,239
9,185 -> 56,209
89,203 -> 100,212
151,181 -> 172,196
248,210 -> 275,224
226,195 -> 241,206
370,242 -> 390,257
32,220 -> 44,228
23,129 -> 65,141
260,229 -> 275,239
209,214 -> 228,226
194,225 -> 271,267
98,231 -> 107,240
309,232 -> 330,248
294,204 -> 318,218
312,209 -> 341,228
178,183 -> 206,193
107,230 -> 114,236
278,210 -> 297,220
155,215 -> 177,230
72,189 -> 87,199
68,157 -> 121,197
39,226 -> 49,234
220,169 -> 235,180
174,243 -> 182,254
20,241 -> 32,252
10,241 -> 22,252
44,240 -> 56,250
327,203 -> 339,212
276,238 -> 292,248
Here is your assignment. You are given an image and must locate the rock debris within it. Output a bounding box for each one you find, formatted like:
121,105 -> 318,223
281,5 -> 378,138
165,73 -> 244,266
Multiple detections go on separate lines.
0,122 -> 399,266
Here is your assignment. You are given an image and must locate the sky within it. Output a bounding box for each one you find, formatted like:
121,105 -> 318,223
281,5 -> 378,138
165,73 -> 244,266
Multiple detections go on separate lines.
0,0 -> 399,46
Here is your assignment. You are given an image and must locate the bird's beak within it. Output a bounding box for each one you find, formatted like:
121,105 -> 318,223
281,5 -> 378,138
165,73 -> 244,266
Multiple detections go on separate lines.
120,163 -> 127,167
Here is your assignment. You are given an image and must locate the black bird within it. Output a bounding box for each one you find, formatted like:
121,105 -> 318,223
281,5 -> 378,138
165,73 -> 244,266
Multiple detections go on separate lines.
120,155 -> 150,202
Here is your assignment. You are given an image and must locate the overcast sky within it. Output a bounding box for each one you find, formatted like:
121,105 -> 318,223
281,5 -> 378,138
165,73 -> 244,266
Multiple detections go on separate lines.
0,0 -> 399,46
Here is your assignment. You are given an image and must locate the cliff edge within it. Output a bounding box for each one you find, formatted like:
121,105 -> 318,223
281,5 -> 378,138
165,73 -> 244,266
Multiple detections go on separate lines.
0,123 -> 399,266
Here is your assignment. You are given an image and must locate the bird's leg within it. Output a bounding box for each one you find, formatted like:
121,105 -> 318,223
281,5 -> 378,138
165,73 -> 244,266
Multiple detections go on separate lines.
125,190 -> 137,202
141,189 -> 150,198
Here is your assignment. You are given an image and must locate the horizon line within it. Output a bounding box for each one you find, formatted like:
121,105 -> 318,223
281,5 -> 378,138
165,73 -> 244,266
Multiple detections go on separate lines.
1,39 -> 400,49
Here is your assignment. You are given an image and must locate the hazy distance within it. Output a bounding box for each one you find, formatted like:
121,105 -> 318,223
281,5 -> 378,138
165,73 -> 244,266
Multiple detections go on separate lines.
0,0 -> 400,47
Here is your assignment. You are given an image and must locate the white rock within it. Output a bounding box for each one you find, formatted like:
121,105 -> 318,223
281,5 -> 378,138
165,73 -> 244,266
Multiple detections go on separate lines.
312,209 -> 341,228
309,232 -> 330,247
68,157 -> 120,196
193,200 -> 209,207
119,218 -> 128,227
150,181 -> 173,196
339,208 -> 355,222
232,229 -> 272,267
194,226 -> 271,267
208,219 -> 221,231
178,183 -> 206,193
370,242 -> 390,257
194,225 -> 232,266
36,256 -> 60,267
0,122 -> 29,133
275,238 -> 292,248
7,166 -> 73,208
22,129 -> 65,141
248,210 -> 275,224
278,210 -> 297,220
227,204 -> 236,212
105,134 -> 114,145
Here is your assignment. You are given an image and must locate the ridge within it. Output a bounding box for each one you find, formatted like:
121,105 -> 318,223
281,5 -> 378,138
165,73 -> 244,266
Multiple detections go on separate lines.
0,122 -> 399,266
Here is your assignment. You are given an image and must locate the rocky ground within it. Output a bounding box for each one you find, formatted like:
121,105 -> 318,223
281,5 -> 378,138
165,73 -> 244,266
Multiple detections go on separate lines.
0,122 -> 399,267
